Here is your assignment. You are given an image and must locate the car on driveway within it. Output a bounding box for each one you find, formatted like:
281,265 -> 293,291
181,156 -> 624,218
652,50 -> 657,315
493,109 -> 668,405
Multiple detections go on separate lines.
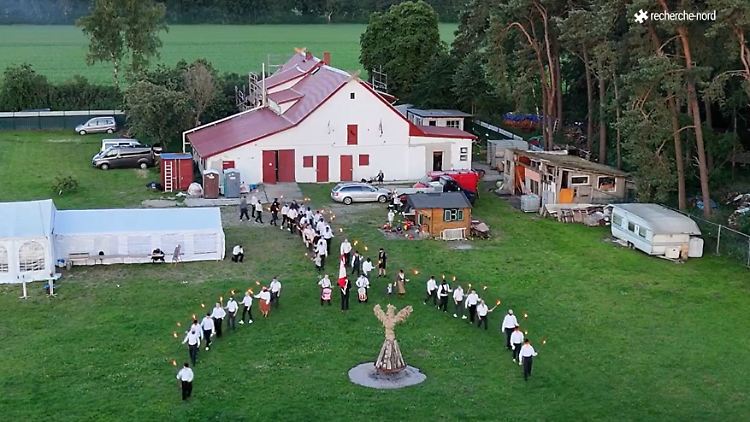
76,116 -> 117,135
331,182 -> 391,205
92,146 -> 156,170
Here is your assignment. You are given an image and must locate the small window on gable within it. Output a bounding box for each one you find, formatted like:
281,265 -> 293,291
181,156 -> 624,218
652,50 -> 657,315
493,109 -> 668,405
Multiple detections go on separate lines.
303,156 -> 313,168
350,92 -> 355,100
359,154 -> 369,166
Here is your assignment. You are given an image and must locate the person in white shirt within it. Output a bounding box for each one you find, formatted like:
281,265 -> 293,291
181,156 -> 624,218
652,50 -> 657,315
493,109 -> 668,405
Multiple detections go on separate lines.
340,239 -> 352,266
355,274 -> 370,303
188,319 -> 201,339
280,203 -> 289,229
200,314 -> 214,350
231,244 -> 244,263
423,276 -> 438,306
225,296 -> 239,330
465,289 -> 479,323
254,200 -> 264,223
316,219 -> 326,235
211,303 -> 226,338
453,284 -> 465,319
254,287 -> 272,318
182,329 -> 201,365
316,238 -> 328,268
323,225 -> 334,255
313,253 -> 323,273
270,277 -> 282,309
501,310 -> 519,350
510,325 -> 524,363
361,257 -> 374,277
287,207 -> 298,234
250,193 -> 258,218
319,274 -> 332,306
239,291 -> 253,325
519,339 -> 538,381
437,278 -> 452,312
475,299 -> 492,330
387,209 -> 395,226
176,363 -> 194,400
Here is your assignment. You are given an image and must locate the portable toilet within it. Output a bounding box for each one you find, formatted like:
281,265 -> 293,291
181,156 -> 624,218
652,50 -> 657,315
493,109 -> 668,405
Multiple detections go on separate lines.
203,169 -> 220,199
161,153 -> 193,192
223,168 -> 241,198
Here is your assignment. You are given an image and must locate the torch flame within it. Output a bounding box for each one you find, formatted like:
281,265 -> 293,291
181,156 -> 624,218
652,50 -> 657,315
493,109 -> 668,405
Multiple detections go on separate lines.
172,331 -> 178,338
176,322 -> 181,327
496,299 -> 501,305
364,246 -> 368,251
523,313 -> 528,319
200,303 -> 205,308
452,276 -> 456,281
413,269 -> 419,275
255,281 -> 260,286
171,360 -> 177,366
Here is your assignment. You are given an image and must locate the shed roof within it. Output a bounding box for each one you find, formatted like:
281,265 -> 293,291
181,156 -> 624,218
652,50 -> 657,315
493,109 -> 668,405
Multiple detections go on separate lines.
0,199 -> 55,239
416,125 -> 477,139
406,192 -> 472,210
408,108 -> 473,118
612,203 -> 701,235
516,150 -> 628,176
54,207 -> 223,236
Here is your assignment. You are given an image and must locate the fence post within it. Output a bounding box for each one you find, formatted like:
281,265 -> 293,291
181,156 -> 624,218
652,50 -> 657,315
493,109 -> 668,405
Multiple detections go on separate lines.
716,225 -> 722,256
746,238 -> 750,268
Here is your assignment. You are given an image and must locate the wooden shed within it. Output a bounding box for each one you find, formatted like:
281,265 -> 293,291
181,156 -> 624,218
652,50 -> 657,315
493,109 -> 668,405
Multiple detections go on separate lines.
161,153 -> 194,192
405,192 -> 472,239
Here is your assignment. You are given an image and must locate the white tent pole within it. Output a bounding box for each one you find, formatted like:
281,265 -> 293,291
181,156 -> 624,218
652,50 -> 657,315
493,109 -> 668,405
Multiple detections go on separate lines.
19,276 -> 28,299
49,277 -> 55,296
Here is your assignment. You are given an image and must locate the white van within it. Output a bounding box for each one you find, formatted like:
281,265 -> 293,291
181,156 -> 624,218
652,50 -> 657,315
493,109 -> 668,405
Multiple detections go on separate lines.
100,138 -> 142,152
610,203 -> 703,260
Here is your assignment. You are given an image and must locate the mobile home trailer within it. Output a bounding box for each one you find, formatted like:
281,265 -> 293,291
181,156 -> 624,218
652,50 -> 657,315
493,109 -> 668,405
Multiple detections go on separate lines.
610,203 -> 703,260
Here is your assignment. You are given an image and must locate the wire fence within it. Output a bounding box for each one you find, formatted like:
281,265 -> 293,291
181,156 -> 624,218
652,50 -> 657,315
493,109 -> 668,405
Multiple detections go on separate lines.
665,205 -> 750,268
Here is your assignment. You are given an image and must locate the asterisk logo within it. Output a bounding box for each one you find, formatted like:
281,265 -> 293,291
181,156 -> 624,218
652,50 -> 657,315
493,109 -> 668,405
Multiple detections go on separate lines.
634,9 -> 649,24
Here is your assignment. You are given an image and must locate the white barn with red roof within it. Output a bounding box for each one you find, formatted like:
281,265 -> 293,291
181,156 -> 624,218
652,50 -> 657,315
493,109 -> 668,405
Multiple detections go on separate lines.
183,51 -> 476,185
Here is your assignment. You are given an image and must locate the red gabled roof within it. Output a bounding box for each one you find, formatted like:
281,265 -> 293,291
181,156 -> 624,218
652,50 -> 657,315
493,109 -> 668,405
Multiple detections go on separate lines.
264,53 -> 320,88
188,62 -> 349,158
268,88 -> 303,104
413,125 -> 477,139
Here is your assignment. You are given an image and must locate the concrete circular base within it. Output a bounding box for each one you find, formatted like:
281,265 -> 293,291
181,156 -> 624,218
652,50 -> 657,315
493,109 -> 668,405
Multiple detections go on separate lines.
348,362 -> 426,389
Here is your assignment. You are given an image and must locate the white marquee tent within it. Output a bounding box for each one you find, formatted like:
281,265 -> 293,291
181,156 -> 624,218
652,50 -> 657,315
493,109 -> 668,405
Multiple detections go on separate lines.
0,200 -> 225,284
0,200 -> 57,284
54,207 -> 225,265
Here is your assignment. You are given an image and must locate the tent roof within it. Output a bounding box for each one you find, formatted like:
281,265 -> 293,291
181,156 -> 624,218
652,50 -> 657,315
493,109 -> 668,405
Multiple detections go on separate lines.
55,207 -> 223,236
406,192 -> 472,210
612,203 -> 701,235
0,199 -> 55,239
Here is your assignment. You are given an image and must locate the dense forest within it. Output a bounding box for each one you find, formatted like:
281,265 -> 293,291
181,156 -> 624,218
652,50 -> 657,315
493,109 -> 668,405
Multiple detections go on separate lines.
0,0 -> 464,23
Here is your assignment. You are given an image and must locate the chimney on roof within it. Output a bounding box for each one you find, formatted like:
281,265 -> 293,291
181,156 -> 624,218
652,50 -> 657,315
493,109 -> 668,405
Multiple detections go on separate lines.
305,51 -> 313,60
323,51 -> 331,66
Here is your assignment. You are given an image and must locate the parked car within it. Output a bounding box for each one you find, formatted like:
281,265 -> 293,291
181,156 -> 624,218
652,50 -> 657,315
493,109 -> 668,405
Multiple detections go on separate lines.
92,146 -> 156,170
76,116 -> 116,135
100,138 -> 142,152
331,182 -> 391,205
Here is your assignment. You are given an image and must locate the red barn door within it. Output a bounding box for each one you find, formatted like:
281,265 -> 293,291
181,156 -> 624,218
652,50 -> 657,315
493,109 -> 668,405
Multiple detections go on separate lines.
316,155 -> 329,182
340,155 -> 353,182
277,149 -> 296,182
262,150 -> 277,184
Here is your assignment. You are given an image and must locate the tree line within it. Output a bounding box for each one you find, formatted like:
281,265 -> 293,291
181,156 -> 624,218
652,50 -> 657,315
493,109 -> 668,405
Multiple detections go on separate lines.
0,0 -> 464,24
363,0 -> 750,217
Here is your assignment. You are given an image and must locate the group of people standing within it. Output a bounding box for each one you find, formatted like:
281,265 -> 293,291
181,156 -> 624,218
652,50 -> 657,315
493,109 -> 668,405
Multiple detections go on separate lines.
177,277 -> 283,399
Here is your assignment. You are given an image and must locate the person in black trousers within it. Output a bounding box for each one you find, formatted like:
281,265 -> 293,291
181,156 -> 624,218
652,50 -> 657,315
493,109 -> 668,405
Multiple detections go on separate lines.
239,196 -> 250,221
519,339 -> 538,381
340,278 -> 350,311
350,250 -> 361,276
254,201 -> 264,223
176,363 -> 194,400
270,198 -> 279,226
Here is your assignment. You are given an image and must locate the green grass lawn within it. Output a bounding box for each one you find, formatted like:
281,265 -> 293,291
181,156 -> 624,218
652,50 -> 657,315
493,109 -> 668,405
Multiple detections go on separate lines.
0,130 -> 164,208
1,132 -> 750,420
0,24 -> 457,84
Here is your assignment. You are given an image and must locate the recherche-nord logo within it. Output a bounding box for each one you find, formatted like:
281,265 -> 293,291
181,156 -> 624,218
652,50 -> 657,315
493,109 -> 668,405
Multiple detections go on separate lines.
634,9 -> 716,24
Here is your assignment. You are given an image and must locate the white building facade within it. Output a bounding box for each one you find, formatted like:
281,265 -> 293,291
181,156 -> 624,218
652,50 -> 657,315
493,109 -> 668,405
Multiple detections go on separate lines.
185,52 -> 476,185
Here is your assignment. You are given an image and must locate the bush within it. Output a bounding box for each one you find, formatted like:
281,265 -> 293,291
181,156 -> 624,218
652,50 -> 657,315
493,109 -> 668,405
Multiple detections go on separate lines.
52,175 -> 79,196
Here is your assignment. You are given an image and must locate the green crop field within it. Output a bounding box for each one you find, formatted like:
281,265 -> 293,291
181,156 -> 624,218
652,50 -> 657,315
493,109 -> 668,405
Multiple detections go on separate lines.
0,24 -> 457,84
1,131 -> 750,420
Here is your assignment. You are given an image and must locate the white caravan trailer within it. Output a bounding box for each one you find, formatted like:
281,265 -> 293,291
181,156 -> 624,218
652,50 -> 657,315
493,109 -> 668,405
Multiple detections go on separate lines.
610,203 -> 703,260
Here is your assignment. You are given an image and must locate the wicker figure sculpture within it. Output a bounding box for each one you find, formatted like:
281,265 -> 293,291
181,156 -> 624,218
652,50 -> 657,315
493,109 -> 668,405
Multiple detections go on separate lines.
373,304 -> 413,374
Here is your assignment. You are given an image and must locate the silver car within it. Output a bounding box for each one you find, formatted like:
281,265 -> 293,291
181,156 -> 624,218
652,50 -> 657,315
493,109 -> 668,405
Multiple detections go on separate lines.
331,182 -> 391,205
75,116 -> 117,135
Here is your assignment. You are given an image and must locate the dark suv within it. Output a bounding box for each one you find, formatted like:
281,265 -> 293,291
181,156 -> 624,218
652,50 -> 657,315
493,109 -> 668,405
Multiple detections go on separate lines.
92,146 -> 156,170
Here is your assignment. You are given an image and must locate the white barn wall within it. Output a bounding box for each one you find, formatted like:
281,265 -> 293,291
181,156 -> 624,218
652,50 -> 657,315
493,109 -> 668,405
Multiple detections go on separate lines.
208,80 -> 418,184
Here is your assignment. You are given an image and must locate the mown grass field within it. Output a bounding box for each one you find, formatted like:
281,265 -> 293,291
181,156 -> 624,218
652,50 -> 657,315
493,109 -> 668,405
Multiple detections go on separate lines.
1,131 -> 750,420
0,24 -> 457,84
